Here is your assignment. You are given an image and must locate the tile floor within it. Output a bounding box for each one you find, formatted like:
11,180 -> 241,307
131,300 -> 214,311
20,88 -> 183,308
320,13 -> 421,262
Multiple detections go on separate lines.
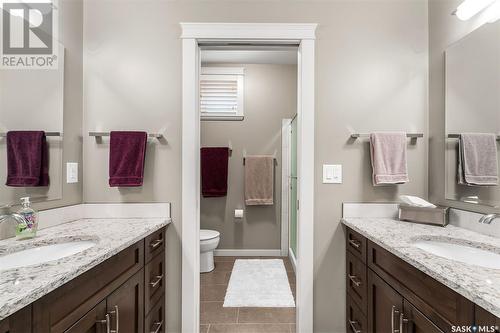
200,256 -> 296,333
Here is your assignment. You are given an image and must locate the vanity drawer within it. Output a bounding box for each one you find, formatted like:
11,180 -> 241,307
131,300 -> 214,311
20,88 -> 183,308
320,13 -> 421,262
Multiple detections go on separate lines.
145,297 -> 165,333
346,227 -> 367,263
145,252 -> 165,315
346,296 -> 367,333
33,240 -> 144,333
145,228 -> 165,264
367,240 -> 474,331
346,250 -> 367,314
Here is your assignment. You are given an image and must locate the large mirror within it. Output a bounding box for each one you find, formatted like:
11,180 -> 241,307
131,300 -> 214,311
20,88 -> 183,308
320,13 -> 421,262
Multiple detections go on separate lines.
445,21 -> 500,207
0,45 -> 65,205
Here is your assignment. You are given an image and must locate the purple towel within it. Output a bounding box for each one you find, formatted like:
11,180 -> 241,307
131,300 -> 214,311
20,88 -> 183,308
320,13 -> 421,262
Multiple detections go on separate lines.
201,147 -> 229,197
6,131 -> 49,187
109,131 -> 147,187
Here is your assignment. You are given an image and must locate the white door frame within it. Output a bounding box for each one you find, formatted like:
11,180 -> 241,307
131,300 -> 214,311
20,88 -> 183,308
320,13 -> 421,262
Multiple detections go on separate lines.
181,23 -> 317,333
281,118 -> 292,257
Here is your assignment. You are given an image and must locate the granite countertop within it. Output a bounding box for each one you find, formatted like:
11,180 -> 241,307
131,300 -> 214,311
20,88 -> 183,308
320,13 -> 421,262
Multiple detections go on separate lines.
0,217 -> 170,321
342,218 -> 500,317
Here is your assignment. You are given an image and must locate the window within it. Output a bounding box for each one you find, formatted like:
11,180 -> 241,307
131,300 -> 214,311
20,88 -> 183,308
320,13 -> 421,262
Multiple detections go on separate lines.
200,67 -> 244,120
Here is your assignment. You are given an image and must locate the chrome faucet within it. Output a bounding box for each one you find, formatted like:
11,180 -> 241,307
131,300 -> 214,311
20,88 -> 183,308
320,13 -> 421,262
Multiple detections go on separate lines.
479,214 -> 499,224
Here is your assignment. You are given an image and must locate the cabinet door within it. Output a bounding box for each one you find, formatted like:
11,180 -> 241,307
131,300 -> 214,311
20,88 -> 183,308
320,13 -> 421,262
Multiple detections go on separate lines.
0,306 -> 31,333
106,269 -> 144,333
367,270 -> 403,333
401,300 -> 443,333
65,301 -> 107,333
476,306 -> 500,333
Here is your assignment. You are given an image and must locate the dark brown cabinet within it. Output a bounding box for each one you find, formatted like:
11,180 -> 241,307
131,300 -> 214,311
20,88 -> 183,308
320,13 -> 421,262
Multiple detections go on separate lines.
476,306 -> 500,333
403,300 -> 443,333
367,270 -> 403,333
1,226 -> 167,333
106,269 -> 145,333
345,225 -> 499,333
0,306 -> 32,333
64,301 -> 107,333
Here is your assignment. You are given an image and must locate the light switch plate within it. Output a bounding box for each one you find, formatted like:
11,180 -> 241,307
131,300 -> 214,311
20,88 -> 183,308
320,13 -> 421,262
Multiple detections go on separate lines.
323,164 -> 342,184
66,162 -> 78,184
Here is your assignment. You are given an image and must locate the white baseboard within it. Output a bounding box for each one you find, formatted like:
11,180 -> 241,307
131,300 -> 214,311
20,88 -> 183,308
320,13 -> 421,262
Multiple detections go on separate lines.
288,248 -> 297,273
214,249 -> 282,257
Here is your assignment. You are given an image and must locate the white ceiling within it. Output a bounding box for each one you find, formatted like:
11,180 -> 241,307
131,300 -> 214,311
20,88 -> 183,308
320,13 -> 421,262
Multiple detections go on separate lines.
201,50 -> 297,65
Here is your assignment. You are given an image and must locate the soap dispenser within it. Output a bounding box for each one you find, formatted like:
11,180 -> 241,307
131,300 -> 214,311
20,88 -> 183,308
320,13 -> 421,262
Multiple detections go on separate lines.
16,197 -> 38,240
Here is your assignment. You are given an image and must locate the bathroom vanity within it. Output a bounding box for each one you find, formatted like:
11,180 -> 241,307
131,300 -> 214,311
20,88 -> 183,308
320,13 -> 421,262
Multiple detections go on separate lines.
0,217 -> 168,333
343,218 -> 500,333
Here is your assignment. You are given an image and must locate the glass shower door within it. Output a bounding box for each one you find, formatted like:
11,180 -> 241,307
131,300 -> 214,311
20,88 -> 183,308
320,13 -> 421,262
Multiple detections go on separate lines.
289,116 -> 298,258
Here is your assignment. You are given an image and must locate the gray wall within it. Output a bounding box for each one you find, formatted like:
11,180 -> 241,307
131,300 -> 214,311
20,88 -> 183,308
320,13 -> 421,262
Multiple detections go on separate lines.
36,0 -> 84,212
428,0 -> 500,214
0,0 -> 83,219
83,0 -> 429,331
200,63 -> 297,250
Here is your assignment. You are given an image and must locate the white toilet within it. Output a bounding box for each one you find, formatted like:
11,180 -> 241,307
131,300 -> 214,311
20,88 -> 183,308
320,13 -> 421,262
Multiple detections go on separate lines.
200,229 -> 220,273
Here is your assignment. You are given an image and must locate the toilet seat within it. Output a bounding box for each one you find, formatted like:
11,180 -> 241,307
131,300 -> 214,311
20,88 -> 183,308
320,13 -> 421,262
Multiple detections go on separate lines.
200,229 -> 220,241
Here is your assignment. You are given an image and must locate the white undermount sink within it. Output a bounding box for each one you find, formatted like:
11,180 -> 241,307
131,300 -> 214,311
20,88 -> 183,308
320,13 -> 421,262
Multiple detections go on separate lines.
0,241 -> 96,270
413,240 -> 500,270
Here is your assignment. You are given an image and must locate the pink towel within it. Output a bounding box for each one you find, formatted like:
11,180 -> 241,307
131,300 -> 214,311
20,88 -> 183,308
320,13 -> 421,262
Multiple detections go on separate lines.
370,132 -> 409,186
458,133 -> 498,186
245,156 -> 274,205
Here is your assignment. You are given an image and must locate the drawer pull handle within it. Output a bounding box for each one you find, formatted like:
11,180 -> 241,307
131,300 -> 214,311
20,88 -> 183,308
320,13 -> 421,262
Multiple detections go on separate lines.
348,274 -> 361,287
348,239 -> 361,248
150,274 -> 164,288
391,306 -> 400,333
349,320 -> 361,333
399,313 -> 409,333
150,238 -> 163,249
150,320 -> 163,333
109,305 -> 119,333
96,314 -> 110,333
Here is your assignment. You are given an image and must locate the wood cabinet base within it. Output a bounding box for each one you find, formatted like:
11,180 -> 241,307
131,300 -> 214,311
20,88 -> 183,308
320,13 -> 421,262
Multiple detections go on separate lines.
0,226 -> 167,333
345,226 -> 499,333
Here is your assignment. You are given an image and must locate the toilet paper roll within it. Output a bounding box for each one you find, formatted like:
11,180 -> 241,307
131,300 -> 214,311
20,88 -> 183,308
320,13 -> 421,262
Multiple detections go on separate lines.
234,209 -> 244,219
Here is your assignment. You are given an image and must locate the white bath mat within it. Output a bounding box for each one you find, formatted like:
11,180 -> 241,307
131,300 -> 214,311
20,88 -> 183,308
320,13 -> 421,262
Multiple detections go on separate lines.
223,259 -> 295,307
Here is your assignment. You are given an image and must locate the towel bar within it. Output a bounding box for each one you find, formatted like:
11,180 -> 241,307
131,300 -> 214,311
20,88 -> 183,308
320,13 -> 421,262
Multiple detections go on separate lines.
242,150 -> 278,166
89,132 -> 163,139
350,133 -> 423,139
0,132 -> 62,137
447,134 -> 500,141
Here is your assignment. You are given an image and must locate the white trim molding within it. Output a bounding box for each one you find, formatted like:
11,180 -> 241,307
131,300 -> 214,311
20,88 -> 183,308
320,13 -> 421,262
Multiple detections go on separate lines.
180,23 -> 317,40
181,37 -> 201,333
281,119 -> 292,256
201,67 -> 245,75
181,22 -> 316,333
214,249 -> 282,257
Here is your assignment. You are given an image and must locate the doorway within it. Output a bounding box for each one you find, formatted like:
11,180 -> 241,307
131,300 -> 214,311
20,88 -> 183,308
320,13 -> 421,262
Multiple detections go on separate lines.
181,23 -> 316,333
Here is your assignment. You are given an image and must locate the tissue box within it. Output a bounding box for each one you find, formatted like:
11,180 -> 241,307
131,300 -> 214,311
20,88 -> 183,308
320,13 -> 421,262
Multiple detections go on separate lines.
398,204 -> 449,227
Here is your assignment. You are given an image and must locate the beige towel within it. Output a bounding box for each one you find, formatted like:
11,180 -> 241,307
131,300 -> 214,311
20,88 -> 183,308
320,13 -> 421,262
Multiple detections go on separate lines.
458,133 -> 498,186
370,132 -> 409,185
245,156 -> 274,205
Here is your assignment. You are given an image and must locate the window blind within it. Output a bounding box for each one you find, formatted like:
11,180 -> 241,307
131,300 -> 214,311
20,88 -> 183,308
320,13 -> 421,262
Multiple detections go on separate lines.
200,77 -> 239,114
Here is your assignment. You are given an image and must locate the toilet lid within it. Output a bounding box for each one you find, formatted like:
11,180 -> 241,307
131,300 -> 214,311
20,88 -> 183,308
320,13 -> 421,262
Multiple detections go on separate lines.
200,229 -> 220,241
